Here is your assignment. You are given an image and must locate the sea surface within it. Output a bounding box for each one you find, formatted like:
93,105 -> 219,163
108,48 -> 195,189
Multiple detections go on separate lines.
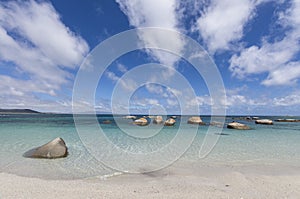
0,114 -> 300,180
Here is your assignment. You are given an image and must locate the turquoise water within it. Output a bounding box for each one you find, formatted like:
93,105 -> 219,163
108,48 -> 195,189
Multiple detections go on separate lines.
0,114 -> 300,179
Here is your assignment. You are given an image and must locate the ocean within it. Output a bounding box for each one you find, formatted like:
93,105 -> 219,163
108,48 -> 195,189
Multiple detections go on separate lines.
0,114 -> 300,180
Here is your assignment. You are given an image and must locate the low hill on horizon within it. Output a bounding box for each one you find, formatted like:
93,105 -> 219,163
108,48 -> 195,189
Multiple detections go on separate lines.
0,109 -> 41,114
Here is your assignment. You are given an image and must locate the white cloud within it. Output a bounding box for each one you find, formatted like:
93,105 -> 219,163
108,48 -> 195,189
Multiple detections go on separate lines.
130,98 -> 160,107
145,83 -> 182,99
223,94 -> 247,107
273,93 -> 300,106
116,0 -> 178,30
194,0 -> 258,53
0,0 -> 89,110
147,98 -> 159,105
188,96 -> 213,107
229,0 -> 300,86
105,70 -> 137,91
116,0 -> 185,75
145,84 -> 164,95
166,98 -> 178,106
0,75 -> 57,97
262,61 -> 300,86
0,1 -> 88,67
105,71 -> 120,81
167,87 -> 182,97
117,63 -> 128,73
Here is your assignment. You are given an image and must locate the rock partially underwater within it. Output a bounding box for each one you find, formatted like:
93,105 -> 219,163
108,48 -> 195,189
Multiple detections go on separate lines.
164,118 -> 176,126
227,122 -> 251,130
133,118 -> 148,126
187,116 -> 205,125
255,119 -> 273,125
24,137 -> 68,159
153,116 -> 164,124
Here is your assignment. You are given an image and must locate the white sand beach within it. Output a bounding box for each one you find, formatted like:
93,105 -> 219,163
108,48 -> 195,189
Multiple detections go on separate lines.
1,164 -> 300,199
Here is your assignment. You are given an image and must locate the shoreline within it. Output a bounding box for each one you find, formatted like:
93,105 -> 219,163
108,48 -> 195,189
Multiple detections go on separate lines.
1,163 -> 300,198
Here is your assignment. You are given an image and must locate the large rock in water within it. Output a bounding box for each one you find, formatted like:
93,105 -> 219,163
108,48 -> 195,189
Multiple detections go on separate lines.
255,119 -> 273,125
133,118 -> 148,126
227,122 -> 251,130
164,118 -> 176,126
24,137 -> 68,159
187,116 -> 205,125
153,116 -> 164,124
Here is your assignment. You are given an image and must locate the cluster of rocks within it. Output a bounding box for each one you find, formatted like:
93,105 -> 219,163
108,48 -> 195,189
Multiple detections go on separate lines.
132,116 -> 210,127
24,115 -> 298,160
226,118 -> 277,130
120,115 -> 292,130
27,114 -> 297,161
132,116 -> 177,126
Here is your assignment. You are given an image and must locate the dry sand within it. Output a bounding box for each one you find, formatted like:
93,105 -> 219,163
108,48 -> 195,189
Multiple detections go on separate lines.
1,164 -> 300,199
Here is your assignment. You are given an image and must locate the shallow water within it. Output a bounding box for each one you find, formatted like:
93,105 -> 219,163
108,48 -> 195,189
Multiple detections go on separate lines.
0,114 -> 299,179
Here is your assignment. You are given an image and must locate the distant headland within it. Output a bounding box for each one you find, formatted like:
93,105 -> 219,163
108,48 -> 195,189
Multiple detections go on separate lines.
0,109 -> 41,114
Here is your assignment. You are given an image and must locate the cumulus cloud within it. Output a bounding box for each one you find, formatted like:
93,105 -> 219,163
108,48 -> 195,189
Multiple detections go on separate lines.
0,0 -> 89,110
194,0 -> 259,53
116,0 -> 185,74
229,0 -> 300,86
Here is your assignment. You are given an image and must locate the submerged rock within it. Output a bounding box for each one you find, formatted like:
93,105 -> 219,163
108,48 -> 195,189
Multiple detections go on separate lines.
187,116 -> 205,125
164,118 -> 176,126
275,119 -> 300,122
227,122 -> 251,130
255,119 -> 273,125
210,121 -> 224,128
133,118 -> 148,126
24,137 -> 68,159
153,116 -> 164,124
102,120 -> 112,124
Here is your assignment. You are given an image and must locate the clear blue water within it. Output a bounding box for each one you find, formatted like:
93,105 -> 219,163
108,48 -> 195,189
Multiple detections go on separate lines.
0,114 -> 300,179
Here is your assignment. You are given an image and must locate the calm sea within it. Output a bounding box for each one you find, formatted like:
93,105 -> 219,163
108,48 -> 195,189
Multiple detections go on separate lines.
0,114 -> 299,179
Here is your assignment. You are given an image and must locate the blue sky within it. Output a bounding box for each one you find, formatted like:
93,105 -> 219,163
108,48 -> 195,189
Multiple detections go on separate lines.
0,0 -> 300,115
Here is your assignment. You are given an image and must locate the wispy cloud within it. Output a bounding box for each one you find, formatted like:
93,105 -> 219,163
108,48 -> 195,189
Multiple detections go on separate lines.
117,63 -> 128,73
105,70 -> 137,91
274,92 -> 300,106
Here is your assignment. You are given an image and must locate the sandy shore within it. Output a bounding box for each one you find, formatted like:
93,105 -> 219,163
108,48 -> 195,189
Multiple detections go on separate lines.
1,164 -> 300,199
